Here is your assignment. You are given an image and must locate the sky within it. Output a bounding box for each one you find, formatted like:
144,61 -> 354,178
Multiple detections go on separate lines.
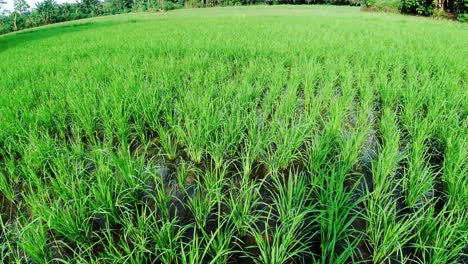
2,0 -> 76,12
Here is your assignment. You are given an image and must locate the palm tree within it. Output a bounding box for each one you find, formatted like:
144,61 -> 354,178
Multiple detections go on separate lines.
35,0 -> 57,24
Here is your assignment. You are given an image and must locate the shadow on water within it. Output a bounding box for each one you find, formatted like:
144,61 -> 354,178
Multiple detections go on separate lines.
0,20 -> 122,54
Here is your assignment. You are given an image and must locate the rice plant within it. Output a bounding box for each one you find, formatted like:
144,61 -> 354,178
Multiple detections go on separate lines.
0,5 -> 466,264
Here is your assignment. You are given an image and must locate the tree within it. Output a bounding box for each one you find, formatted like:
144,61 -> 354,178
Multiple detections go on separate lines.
103,0 -> 134,13
35,0 -> 58,24
56,3 -> 82,22
80,0 -> 101,16
12,0 -> 30,31
14,0 -> 30,13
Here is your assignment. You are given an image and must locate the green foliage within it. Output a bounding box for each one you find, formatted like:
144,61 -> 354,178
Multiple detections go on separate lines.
363,0 -> 401,12
454,0 -> 468,15
401,0 -> 435,15
162,0 -> 185,10
56,3 -> 88,21
35,0 -> 58,24
0,16 -> 12,34
14,0 -> 30,14
458,12 -> 468,21
0,5 -> 467,264
80,0 -> 102,16
132,0 -> 160,11
105,0 -> 134,13
365,0 -> 465,17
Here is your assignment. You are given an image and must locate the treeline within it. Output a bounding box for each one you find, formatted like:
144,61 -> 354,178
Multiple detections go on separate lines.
0,0 -> 466,35
363,0 -> 467,20
1,0 -> 145,35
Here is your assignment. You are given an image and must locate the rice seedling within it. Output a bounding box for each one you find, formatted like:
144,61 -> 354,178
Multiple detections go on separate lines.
0,5 -> 466,264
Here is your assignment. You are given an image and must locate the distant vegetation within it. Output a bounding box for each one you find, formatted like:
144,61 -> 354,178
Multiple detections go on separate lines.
0,0 -> 466,35
0,6 -> 467,263
363,0 -> 467,19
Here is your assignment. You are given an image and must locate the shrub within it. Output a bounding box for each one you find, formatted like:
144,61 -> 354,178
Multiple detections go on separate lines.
0,16 -> 12,34
363,0 -> 401,12
401,0 -> 436,15
432,8 -> 445,17
458,12 -> 468,21
162,0 -> 184,10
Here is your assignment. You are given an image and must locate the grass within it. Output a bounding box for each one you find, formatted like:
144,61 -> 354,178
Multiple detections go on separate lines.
1,5 -> 467,264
